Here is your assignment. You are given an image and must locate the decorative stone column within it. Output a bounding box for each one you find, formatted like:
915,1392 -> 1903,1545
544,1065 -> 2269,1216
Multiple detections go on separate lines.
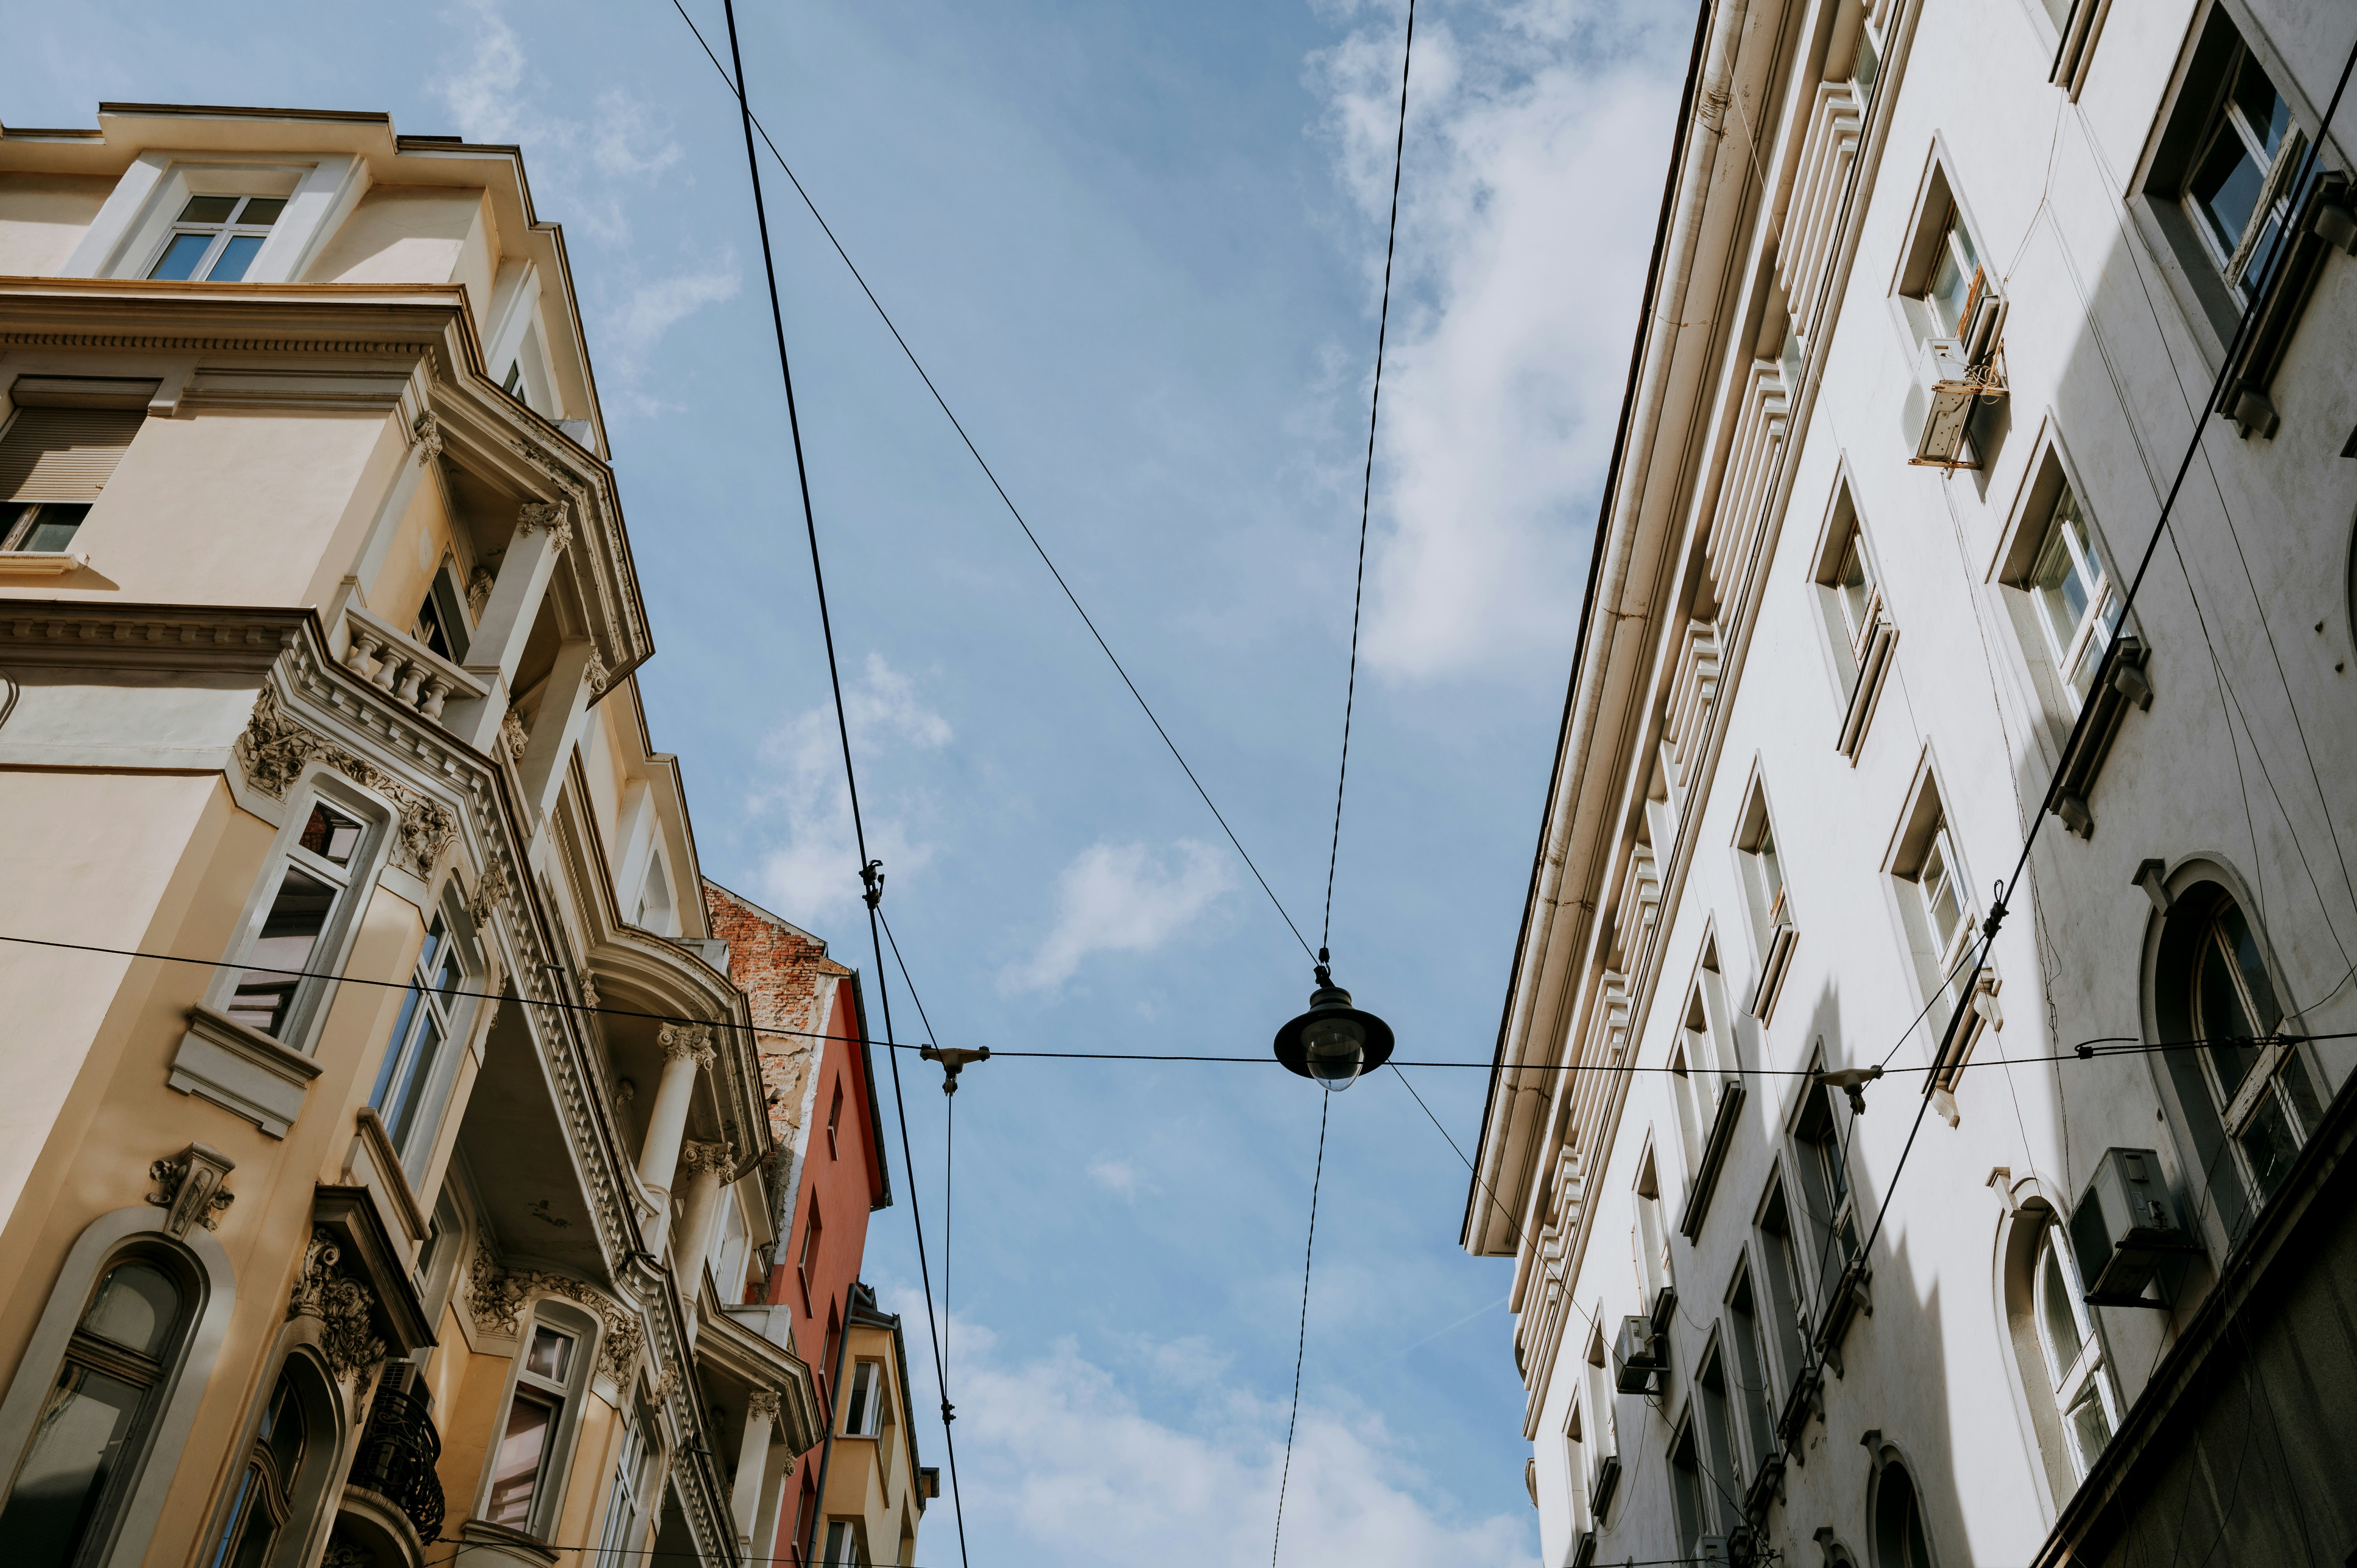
671,1140 -> 735,1292
637,1023 -> 714,1250
454,500 -> 573,752
733,1389 -> 780,1548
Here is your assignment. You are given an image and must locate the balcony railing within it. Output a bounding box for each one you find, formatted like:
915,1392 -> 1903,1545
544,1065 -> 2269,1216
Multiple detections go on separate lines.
348,1383 -> 445,1543
339,602 -> 487,724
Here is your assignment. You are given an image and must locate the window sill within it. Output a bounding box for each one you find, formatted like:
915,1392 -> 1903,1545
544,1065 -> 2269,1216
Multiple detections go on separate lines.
456,1517 -> 562,1567
2048,636 -> 2151,837
348,1105 -> 431,1244
1836,622 -> 1898,760
1749,923 -> 1799,1021
2219,170 -> 2352,441
1677,1079 -> 1748,1240
168,1003 -> 322,1139
0,551 -> 90,577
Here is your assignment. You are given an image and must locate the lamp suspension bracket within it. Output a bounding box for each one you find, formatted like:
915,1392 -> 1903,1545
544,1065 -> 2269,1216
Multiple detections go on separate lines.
1272,947 -> 1395,1092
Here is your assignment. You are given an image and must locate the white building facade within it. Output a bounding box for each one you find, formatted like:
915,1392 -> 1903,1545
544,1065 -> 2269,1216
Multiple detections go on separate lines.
1468,0 -> 2357,1564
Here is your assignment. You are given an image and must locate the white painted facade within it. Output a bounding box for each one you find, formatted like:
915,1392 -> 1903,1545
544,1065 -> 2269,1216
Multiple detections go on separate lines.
1469,0 -> 2357,1563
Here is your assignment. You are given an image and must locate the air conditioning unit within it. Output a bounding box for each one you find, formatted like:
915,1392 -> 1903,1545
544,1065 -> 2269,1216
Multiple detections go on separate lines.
2069,1147 -> 2202,1306
1613,1314 -> 1667,1394
1904,337 -> 1977,468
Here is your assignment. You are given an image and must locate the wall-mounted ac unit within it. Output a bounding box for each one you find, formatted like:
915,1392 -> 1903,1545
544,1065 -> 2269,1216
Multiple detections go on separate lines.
1613,1314 -> 1667,1394
2069,1146 -> 2202,1306
1904,337 -> 1977,467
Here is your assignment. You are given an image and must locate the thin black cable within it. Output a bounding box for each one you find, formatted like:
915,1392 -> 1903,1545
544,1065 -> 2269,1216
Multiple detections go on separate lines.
1270,1093 -> 1330,1568
713,5 -> 970,1563
1321,0 -> 1415,957
1392,1063 -> 1534,1253
666,0 -> 1313,965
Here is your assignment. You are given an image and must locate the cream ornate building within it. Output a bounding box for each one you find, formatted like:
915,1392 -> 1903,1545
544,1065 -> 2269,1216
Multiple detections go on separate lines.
1469,0 -> 2357,1564
0,104 -> 823,1568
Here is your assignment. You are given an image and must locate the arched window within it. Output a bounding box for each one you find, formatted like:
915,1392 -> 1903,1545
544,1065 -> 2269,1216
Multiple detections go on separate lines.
2032,1226 -> 2115,1476
2155,882 -> 2325,1216
0,1258 -> 191,1568
208,1370 -> 308,1568
1871,1460 -> 1935,1568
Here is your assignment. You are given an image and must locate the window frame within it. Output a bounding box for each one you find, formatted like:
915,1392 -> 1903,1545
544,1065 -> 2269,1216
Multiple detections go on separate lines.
478,1301 -> 599,1539
2030,1224 -> 2117,1479
1890,154 -> 1997,355
1807,469 -> 1900,759
142,195 -> 289,284
367,895 -> 485,1174
592,1401 -> 661,1568
207,770 -> 394,1052
843,1359 -> 885,1439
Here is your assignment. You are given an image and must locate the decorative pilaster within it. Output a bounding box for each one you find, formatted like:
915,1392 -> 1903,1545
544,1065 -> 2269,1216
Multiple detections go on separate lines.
146,1143 -> 236,1237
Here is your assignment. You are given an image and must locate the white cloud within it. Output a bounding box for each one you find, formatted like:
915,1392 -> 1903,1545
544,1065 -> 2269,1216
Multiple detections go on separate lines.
751,656 -> 951,923
1312,0 -> 1689,678
1001,840 -> 1233,994
1087,1157 -> 1142,1198
899,1303 -> 1531,1567
433,2 -> 729,413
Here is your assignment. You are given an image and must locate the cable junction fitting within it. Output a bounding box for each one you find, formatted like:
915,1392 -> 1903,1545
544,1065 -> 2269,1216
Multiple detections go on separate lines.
1816,1064 -> 1884,1115
920,1044 -> 990,1095
861,858 -> 886,909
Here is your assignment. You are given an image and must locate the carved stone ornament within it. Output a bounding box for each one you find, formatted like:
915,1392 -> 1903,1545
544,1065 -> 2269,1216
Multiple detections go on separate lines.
678,1140 -> 735,1178
468,1246 -> 646,1382
467,857 -> 512,925
146,1142 -> 236,1237
468,566 -> 496,617
746,1388 -> 782,1423
235,688 -> 459,877
658,1022 -> 717,1070
290,1229 -> 387,1384
583,650 -> 610,696
516,500 -> 574,554
411,410 -> 444,468
578,970 -> 601,1009
322,1542 -> 370,1568
498,708 -> 530,764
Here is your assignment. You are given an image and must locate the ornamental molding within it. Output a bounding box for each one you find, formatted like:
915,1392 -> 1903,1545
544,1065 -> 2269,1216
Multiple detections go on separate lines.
583,650 -> 610,696
678,1141 -> 735,1177
291,1229 -> 387,1386
410,411 -> 445,468
145,1142 -> 236,1236
658,1022 -> 716,1069
746,1388 -> 782,1422
467,856 -> 513,926
498,708 -> 530,763
235,686 -> 457,877
515,500 -> 574,554
466,1247 -> 645,1383
0,332 -> 427,356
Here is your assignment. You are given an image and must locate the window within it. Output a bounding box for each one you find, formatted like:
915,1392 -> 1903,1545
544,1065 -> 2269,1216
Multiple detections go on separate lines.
0,404 -> 145,555
2179,33 -> 2304,295
2026,482 -> 2119,706
1920,204 -> 1982,338
1811,480 -> 1898,757
828,1079 -> 845,1159
1633,1146 -> 1673,1321
1891,770 -> 1977,1031
1871,1460 -> 1935,1568
227,799 -> 369,1041
822,1519 -> 868,1568
369,912 -> 474,1166
1694,1347 -> 1744,1524
797,1202 -> 824,1314
207,1368 -> 308,1568
413,565 -> 473,664
1725,1268 -> 1778,1482
146,196 -> 286,284
2032,1226 -> 2116,1477
0,1258 -> 191,1568
593,1405 -> 659,1568
1753,1183 -> 1811,1390
1737,783 -> 1798,1019
1581,1324 -> 1620,1519
2181,891 -> 2320,1200
1793,1080 -> 1861,1286
487,1323 -> 578,1532
1667,1421 -> 1709,1557
843,1361 -> 882,1437
503,363 -> 525,399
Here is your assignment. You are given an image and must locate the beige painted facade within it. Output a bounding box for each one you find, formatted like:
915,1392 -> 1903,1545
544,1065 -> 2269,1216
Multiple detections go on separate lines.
813,1287 -> 933,1568
0,105 -> 823,1568
1470,1 -> 2357,1566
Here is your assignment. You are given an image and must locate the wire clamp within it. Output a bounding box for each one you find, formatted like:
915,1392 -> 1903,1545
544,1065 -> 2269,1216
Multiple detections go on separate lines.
1817,1064 -> 1883,1115
861,860 -> 886,909
920,1044 -> 990,1095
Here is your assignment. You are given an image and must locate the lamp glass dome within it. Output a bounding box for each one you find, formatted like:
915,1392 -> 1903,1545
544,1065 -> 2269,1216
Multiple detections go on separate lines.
1272,977 -> 1394,1089
1302,1014 -> 1366,1091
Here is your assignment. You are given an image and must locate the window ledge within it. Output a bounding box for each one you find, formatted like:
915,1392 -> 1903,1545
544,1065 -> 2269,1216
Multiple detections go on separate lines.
2049,636 -> 2152,837
168,1003 -> 322,1139
1749,923 -> 1799,1021
1836,622 -> 1898,760
346,1105 -> 431,1244
1677,1079 -> 1748,1240
456,1518 -> 562,1568
0,551 -> 89,577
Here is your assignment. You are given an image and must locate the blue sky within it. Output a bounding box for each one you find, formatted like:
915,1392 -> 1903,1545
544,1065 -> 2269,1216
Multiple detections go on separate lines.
12,2 -> 1687,1559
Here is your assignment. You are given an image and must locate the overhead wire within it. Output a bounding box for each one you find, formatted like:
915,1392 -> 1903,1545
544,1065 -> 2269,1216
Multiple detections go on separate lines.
710,2 -> 970,1562
1269,1094 -> 1331,1568
664,0 -> 1314,964
1319,0 -> 1416,959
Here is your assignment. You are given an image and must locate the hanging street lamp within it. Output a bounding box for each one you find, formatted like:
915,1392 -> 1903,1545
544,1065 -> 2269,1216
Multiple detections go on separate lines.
1272,950 -> 1395,1091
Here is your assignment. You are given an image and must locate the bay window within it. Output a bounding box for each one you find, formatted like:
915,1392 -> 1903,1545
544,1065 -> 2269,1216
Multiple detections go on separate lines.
226,797 -> 370,1043
487,1319 -> 586,1535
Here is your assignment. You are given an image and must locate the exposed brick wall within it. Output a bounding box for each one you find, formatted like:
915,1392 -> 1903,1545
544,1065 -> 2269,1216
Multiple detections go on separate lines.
702,879 -> 852,1155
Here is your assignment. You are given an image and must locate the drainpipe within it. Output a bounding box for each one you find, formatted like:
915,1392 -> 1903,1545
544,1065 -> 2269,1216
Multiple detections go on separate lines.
1481,0 -> 1753,1259
801,1287 -> 852,1566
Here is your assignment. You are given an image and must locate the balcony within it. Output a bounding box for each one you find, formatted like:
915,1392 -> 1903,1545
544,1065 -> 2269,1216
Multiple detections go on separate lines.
347,1382 -> 445,1544
338,601 -> 487,724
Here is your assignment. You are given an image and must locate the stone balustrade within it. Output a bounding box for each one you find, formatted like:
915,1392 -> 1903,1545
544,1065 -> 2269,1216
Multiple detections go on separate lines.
338,602 -> 488,724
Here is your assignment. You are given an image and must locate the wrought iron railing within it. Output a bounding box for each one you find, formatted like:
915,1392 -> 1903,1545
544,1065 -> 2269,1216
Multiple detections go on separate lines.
348,1383 -> 445,1542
